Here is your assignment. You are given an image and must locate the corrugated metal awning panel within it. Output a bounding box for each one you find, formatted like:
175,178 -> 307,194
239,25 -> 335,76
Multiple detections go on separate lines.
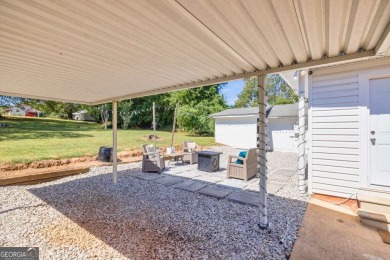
0,0 -> 389,104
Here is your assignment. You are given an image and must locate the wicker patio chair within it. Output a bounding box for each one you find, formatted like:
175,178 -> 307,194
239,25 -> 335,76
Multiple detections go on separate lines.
226,148 -> 257,181
182,141 -> 198,164
141,144 -> 165,173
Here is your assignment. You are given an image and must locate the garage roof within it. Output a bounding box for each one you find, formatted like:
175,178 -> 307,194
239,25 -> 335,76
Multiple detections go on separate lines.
209,107 -> 262,118
1,0 -> 389,104
210,103 -> 299,118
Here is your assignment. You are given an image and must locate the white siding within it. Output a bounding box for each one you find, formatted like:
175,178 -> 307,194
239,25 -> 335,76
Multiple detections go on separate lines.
214,116 -> 257,149
309,72 -> 360,197
214,116 -> 298,152
268,117 -> 298,152
308,58 -> 390,197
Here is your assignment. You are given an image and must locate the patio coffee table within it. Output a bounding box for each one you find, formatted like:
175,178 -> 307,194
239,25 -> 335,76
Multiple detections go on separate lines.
167,152 -> 185,165
196,151 -> 222,172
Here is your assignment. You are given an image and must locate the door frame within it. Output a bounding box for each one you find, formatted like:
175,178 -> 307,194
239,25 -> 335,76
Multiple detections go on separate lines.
359,67 -> 390,190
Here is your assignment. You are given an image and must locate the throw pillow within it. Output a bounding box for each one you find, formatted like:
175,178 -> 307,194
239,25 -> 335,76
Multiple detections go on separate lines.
236,150 -> 247,164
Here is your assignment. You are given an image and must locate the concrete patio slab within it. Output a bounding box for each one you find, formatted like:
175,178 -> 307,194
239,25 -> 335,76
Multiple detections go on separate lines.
267,181 -> 285,195
245,183 -> 260,193
244,180 -> 285,195
217,178 -> 248,189
267,165 -> 276,173
175,180 -> 207,192
163,165 -> 195,175
208,171 -> 227,179
176,171 -> 203,179
194,175 -> 222,184
227,191 -> 260,207
269,168 -> 297,183
198,186 -> 234,199
291,198 -> 389,260
135,173 -> 163,181
154,176 -> 184,186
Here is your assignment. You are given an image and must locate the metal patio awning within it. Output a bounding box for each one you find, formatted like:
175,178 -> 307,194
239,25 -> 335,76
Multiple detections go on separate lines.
0,0 -> 389,104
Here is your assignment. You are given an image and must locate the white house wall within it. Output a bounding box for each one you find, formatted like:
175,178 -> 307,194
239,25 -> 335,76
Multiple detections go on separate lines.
308,58 -> 390,198
8,107 -> 25,116
268,117 -> 298,152
214,117 -> 257,149
214,116 -> 298,152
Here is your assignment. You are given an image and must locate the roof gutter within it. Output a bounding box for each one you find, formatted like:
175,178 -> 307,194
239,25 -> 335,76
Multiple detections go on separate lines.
209,114 -> 258,119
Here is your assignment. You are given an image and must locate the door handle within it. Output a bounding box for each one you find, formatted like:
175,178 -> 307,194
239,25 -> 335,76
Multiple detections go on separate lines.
370,138 -> 376,145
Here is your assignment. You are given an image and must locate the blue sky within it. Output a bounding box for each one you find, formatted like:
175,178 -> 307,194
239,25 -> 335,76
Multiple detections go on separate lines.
220,79 -> 244,106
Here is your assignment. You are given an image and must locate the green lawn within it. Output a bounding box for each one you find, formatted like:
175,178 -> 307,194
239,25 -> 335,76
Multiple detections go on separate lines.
0,116 -> 216,164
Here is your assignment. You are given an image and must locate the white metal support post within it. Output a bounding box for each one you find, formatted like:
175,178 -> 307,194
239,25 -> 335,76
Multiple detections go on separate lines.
298,71 -> 307,194
257,75 -> 268,229
153,102 -> 156,149
112,100 -> 118,185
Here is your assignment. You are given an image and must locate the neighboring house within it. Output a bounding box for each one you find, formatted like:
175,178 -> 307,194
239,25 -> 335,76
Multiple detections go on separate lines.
24,107 -> 41,117
4,106 -> 25,116
209,104 -> 300,152
72,110 -> 95,121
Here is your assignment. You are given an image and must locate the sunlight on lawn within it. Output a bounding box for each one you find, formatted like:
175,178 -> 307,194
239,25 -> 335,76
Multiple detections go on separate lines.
0,117 -> 216,164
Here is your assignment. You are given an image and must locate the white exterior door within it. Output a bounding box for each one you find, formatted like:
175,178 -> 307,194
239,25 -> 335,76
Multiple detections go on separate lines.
369,77 -> 390,187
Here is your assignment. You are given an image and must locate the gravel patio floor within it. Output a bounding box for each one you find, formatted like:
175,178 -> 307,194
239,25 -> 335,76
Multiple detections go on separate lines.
0,147 -> 309,259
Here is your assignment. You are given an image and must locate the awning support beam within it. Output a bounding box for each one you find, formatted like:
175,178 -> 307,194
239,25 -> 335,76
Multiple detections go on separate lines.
92,50 -> 374,105
257,74 -> 268,229
112,100 -> 118,185
375,23 -> 390,55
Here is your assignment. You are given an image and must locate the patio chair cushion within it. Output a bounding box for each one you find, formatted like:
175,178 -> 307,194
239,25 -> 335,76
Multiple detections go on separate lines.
146,145 -> 157,157
236,151 -> 247,164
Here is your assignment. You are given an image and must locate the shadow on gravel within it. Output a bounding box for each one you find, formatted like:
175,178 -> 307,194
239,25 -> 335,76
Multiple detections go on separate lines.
28,170 -> 308,259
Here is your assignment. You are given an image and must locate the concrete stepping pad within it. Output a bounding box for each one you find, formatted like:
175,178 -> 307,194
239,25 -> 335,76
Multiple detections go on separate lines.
198,186 -> 234,199
127,171 -> 144,177
227,191 -> 260,207
154,176 -> 183,186
136,173 -> 163,181
175,180 -> 207,192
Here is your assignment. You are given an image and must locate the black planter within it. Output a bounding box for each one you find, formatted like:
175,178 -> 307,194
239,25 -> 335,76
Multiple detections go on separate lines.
98,146 -> 112,162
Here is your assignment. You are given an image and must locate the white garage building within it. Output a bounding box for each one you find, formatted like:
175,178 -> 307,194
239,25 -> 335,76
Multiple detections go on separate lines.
210,103 -> 299,152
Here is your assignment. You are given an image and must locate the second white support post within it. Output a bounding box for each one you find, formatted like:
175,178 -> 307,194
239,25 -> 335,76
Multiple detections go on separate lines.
153,102 -> 156,149
298,71 -> 307,194
112,101 -> 118,185
257,75 -> 268,229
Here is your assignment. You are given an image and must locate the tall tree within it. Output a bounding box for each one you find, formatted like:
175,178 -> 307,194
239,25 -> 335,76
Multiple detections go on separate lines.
234,74 -> 298,107
172,84 -> 227,135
